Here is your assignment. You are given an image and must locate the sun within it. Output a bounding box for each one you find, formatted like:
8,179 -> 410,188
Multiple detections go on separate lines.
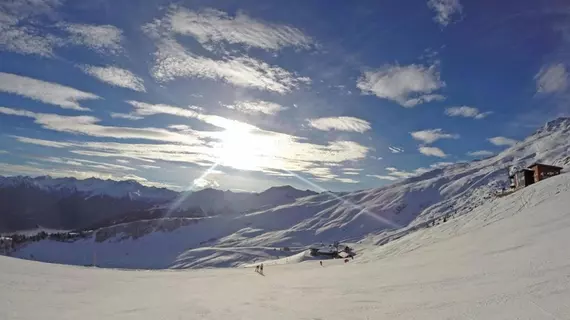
213,122 -> 277,171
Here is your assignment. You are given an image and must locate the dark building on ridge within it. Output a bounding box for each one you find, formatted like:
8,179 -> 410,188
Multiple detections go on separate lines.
510,163 -> 563,189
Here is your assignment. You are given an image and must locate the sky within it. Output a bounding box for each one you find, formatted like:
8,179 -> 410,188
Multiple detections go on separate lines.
0,0 -> 569,192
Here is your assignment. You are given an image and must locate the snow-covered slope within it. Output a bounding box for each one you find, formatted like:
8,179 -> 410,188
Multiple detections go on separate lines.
169,185 -> 317,214
7,118 -> 570,269
2,171 -> 570,319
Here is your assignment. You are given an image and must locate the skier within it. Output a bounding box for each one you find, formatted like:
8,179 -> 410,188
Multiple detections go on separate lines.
319,261 -> 323,267
255,265 -> 259,273
260,263 -> 264,274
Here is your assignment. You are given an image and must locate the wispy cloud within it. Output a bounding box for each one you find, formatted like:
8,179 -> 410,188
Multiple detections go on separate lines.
367,174 -> 399,181
467,150 -> 494,157
140,164 -> 161,169
110,112 -> 144,120
58,23 -> 123,55
335,177 -> 359,184
0,0 -> 62,57
445,106 -> 492,119
116,159 -> 130,164
388,146 -> 404,153
357,63 -> 445,107
418,146 -> 447,157
148,38 -> 310,93
80,65 -> 146,92
167,7 -> 314,51
428,0 -> 463,27
10,135 -> 72,148
535,63 -> 568,94
0,72 -> 99,111
226,100 -> 287,115
307,116 -> 371,133
488,136 -> 518,146
32,156 -> 137,172
0,107 -> 204,145
7,111 -> 370,181
411,128 -> 459,144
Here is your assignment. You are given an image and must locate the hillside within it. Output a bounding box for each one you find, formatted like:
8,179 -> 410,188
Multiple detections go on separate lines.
2,170 -> 570,319
6,118 -> 570,269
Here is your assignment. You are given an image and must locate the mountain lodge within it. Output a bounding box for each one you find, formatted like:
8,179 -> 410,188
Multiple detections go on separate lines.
510,163 -> 563,189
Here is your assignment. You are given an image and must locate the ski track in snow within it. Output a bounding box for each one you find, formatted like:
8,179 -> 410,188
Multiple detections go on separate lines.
2,173 -> 570,319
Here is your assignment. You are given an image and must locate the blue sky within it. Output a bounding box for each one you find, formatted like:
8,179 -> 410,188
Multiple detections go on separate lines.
0,0 -> 569,192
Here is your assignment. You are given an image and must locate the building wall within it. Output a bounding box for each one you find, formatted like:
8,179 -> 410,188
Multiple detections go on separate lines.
533,166 -> 561,182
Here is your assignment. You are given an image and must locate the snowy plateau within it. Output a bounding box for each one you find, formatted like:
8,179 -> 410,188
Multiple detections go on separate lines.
1,118 -> 570,319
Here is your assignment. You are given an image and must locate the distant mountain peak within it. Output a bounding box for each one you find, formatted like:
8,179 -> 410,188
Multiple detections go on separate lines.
535,117 -> 570,135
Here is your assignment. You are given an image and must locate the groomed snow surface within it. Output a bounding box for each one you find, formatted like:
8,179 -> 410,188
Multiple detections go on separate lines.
2,173 -> 570,319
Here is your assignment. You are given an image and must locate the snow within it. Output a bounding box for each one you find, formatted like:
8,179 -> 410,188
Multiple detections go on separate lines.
2,172 -> 570,319
7,118 -> 570,269
0,176 -> 177,201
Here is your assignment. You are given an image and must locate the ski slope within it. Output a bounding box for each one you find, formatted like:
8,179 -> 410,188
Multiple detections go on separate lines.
2,173 -> 570,319
6,118 -> 570,269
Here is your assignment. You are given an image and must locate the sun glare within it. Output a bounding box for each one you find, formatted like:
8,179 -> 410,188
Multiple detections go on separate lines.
213,123 -> 278,171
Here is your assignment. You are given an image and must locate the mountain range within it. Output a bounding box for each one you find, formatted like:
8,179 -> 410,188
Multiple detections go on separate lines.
2,117 -> 570,269
0,176 -> 316,233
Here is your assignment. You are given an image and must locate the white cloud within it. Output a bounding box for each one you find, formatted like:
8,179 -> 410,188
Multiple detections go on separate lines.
10,135 -> 72,148
168,124 -> 192,131
428,0 -> 463,27
335,177 -> 359,184
167,7 -> 313,51
0,0 -> 63,57
419,146 -> 448,157
33,156 -> 137,172
149,38 -> 309,93
411,128 -> 459,144
227,100 -> 287,115
6,106 -> 370,181
445,106 -> 492,119
80,65 -> 145,92
535,63 -> 568,94
467,150 -> 494,157
488,136 -> 518,146
140,164 -> 161,169
0,24 -> 60,57
192,177 -> 220,190
116,159 -> 130,164
0,72 -> 99,111
58,23 -> 123,54
357,63 -> 445,107
110,113 -> 144,120
388,146 -> 404,153
342,168 -> 363,176
367,174 -> 399,181
0,107 -> 204,145
307,116 -> 371,133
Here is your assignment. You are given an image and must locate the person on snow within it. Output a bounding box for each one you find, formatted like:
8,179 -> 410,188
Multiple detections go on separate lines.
260,263 -> 264,273
255,265 -> 259,273
319,261 -> 323,267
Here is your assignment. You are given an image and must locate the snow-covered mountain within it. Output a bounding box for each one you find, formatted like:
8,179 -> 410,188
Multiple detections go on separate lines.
5,118 -> 570,269
0,176 -> 177,201
169,185 -> 317,214
6,165 -> 569,320
0,176 -> 317,232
